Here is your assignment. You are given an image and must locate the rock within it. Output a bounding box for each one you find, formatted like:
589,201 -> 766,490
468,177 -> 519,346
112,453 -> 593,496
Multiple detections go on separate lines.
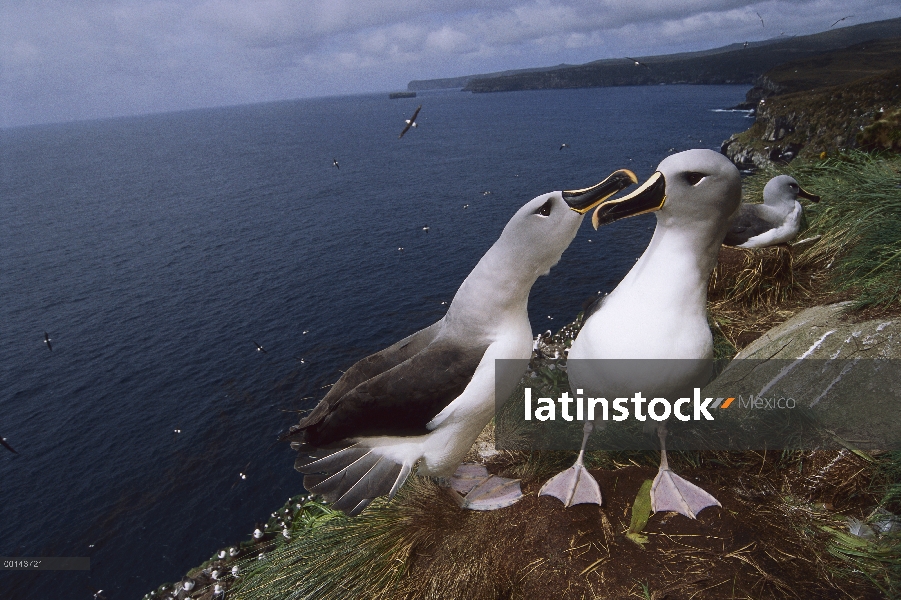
732,302 -> 899,360
705,303 -> 901,450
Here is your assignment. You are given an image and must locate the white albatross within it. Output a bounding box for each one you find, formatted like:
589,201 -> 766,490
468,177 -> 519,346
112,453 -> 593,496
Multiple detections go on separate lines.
399,105 -> 422,138
722,174 -> 819,248
285,169 -> 641,516
540,149 -> 741,518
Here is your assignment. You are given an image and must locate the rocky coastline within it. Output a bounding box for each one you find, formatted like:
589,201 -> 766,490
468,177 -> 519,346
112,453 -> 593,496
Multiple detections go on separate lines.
721,38 -> 901,169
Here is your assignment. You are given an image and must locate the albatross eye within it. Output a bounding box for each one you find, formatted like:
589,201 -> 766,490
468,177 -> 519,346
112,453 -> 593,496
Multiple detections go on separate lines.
685,172 -> 705,186
534,198 -> 553,217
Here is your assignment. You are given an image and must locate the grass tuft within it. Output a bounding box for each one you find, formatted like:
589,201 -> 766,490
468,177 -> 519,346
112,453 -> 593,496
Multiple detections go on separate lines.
789,150 -> 901,310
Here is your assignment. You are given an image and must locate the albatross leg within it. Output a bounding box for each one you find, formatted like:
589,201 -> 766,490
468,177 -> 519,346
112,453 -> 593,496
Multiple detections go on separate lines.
441,463 -> 524,511
650,425 -> 720,519
539,421 -> 602,507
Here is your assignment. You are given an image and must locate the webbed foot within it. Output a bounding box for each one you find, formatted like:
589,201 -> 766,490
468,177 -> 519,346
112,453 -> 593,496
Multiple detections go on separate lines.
539,463 -> 602,507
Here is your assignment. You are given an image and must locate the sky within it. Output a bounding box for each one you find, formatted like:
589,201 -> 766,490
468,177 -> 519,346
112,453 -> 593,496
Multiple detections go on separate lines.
1,0 -> 899,128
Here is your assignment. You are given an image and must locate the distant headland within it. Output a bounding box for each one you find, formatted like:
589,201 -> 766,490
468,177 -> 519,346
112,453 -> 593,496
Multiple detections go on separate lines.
406,18 -> 901,93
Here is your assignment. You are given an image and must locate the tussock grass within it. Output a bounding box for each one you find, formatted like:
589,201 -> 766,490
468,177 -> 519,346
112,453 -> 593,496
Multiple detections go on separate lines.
227,481 -> 455,600
709,245 -> 795,308
790,150 -> 901,310
708,150 -> 901,350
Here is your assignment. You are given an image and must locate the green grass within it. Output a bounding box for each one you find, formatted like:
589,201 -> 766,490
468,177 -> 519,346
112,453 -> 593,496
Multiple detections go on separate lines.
778,150 -> 901,309
227,493 -> 422,600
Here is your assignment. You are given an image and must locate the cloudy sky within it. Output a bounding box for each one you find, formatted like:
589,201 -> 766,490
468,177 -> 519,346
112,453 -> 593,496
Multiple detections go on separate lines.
1,0 -> 898,128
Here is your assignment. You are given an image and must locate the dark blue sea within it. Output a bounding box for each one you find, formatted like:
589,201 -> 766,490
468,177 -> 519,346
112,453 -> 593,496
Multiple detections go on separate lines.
0,85 -> 751,598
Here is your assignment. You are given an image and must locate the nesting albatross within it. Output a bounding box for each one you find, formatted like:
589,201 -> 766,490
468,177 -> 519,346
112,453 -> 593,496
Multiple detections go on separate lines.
541,149 -> 741,518
723,174 -> 819,248
285,169 -> 640,516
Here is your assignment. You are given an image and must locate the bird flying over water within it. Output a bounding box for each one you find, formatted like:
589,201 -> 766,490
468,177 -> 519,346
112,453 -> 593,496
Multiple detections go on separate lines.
559,143 -> 569,151
756,11 -> 765,27
84,586 -> 107,600
285,169 -> 639,516
1,437 -> 18,454
332,158 -> 339,170
44,331 -> 52,351
253,341 -> 267,354
831,15 -> 853,27
624,57 -> 650,69
399,105 -> 422,138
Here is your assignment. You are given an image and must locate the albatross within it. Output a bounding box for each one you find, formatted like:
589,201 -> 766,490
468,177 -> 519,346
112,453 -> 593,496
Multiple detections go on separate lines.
399,105 -> 422,138
284,169 -> 641,516
540,149 -> 741,518
722,174 -> 819,248
1,436 -> 18,454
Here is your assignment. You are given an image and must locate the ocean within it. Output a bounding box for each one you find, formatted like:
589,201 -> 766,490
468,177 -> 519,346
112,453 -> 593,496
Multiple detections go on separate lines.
0,85 -> 751,598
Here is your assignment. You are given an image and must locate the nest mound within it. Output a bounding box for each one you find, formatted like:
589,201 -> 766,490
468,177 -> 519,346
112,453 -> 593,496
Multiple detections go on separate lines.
708,245 -> 795,308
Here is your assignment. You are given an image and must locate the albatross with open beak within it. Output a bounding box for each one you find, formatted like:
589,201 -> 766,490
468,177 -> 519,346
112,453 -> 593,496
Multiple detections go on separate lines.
540,149 -> 741,519
285,169 -> 639,516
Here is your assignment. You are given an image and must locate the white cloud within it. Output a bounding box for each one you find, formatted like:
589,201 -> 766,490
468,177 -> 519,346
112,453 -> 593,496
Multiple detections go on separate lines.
0,0 -> 898,127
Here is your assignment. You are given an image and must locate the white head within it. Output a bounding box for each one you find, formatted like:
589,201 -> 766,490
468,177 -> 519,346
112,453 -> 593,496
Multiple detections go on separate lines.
763,174 -> 820,208
594,149 -> 741,244
480,169 -> 640,282
447,170 -> 637,321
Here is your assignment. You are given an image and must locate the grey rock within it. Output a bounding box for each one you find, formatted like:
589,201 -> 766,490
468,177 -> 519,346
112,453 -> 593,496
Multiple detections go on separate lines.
733,302 -> 899,360
704,303 -> 901,450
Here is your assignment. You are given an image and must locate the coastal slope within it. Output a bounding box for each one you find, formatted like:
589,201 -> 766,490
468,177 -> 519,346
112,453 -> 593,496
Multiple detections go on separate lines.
722,38 -> 901,168
405,18 -> 901,93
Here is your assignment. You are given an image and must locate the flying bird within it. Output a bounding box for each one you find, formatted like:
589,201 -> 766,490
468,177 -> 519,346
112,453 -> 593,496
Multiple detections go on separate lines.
756,11 -> 765,27
84,587 -> 107,600
723,175 -> 820,248
1,436 -> 18,454
332,158 -> 339,170
625,57 -> 650,69
253,341 -> 267,354
542,150 -> 740,519
285,169 -> 639,516
399,105 -> 422,138
44,332 -> 52,352
559,143 -> 569,151
831,15 -> 853,28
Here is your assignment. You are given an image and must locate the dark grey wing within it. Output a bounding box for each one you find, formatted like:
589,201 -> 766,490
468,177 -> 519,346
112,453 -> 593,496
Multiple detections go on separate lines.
722,204 -> 775,246
398,105 -> 422,138
316,320 -> 442,412
297,337 -> 490,447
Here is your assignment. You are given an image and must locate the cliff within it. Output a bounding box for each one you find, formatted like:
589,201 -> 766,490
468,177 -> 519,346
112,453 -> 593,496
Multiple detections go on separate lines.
405,18 -> 901,93
721,38 -> 901,168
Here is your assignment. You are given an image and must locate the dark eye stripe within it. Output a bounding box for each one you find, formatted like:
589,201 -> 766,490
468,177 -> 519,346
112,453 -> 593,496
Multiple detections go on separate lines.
685,172 -> 704,185
534,198 -> 553,216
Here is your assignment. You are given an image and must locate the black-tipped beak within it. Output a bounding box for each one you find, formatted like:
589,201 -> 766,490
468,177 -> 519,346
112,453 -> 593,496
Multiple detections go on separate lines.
798,186 -> 820,202
592,171 -> 667,229
563,169 -> 638,214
